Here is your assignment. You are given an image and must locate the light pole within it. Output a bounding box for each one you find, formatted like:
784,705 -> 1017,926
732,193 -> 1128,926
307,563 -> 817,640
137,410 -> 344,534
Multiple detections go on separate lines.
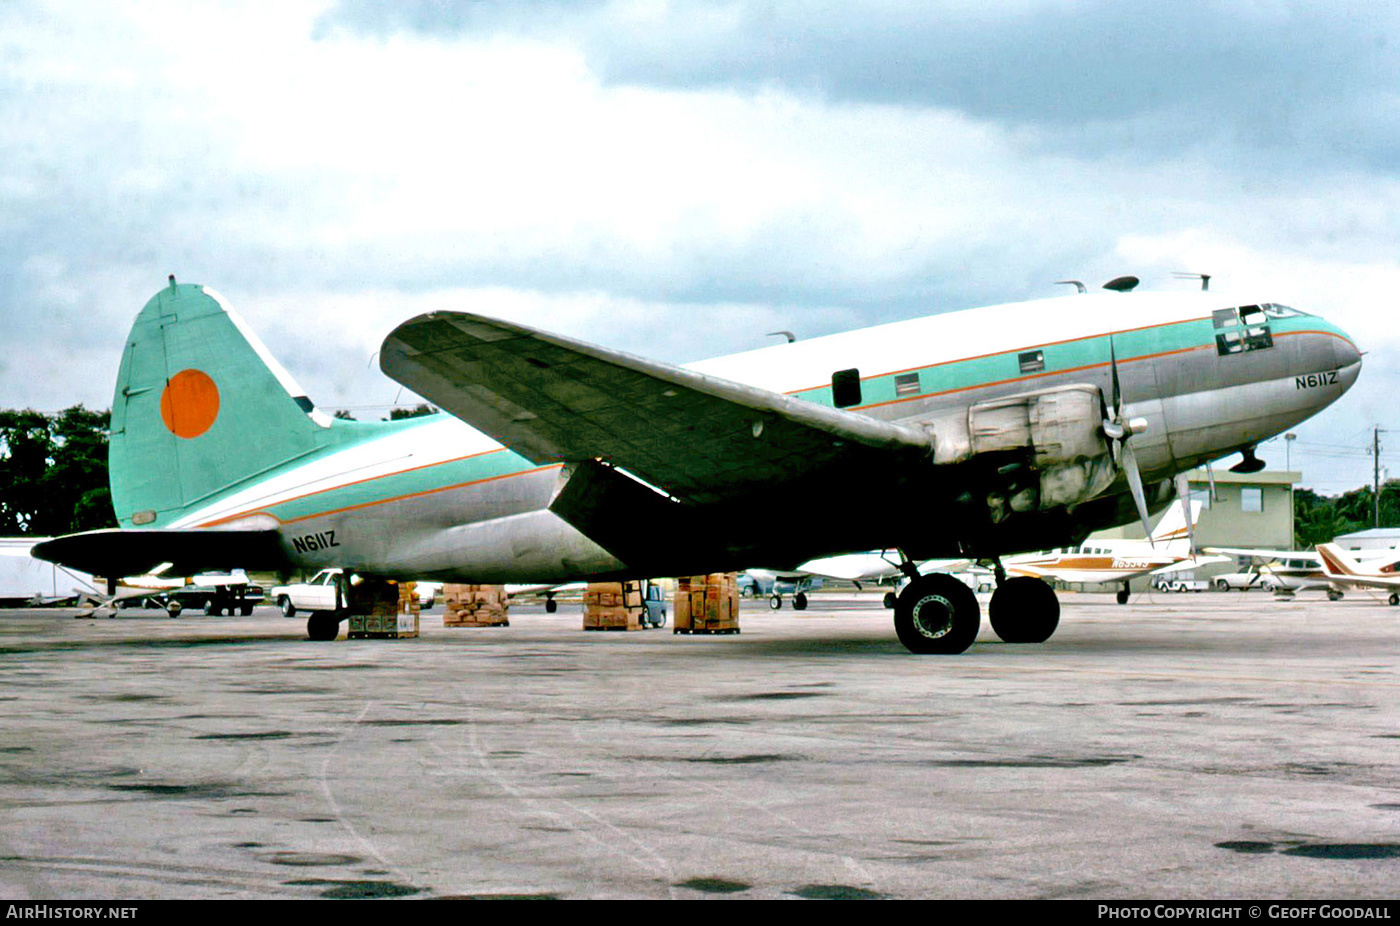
1285,433 -> 1297,549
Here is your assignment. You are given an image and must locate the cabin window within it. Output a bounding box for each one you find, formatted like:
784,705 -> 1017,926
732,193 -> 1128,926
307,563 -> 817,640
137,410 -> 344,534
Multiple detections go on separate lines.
894,372 -> 921,397
1214,306 -> 1274,356
832,368 -> 862,408
1018,350 -> 1045,374
1241,487 -> 1263,513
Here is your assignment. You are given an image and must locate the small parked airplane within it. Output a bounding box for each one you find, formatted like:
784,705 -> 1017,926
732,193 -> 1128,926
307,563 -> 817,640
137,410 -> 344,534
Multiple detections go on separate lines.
1200,546 -> 1333,595
1003,499 -> 1217,603
1315,543 -> 1400,605
33,277 -> 1360,652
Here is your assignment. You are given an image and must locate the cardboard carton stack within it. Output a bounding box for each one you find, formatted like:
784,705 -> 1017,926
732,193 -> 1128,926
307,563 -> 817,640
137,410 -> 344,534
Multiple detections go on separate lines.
442,584 -> 510,627
673,573 -> 740,634
347,579 -> 420,639
583,580 -> 644,631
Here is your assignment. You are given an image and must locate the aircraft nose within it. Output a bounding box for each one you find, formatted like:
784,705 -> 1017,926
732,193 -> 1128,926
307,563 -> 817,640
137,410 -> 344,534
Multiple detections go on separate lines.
1333,331 -> 1362,389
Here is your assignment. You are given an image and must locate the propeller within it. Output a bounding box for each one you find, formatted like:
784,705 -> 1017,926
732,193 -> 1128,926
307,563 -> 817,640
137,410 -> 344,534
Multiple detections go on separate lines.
1175,471 -> 1196,554
1103,337 -> 1154,541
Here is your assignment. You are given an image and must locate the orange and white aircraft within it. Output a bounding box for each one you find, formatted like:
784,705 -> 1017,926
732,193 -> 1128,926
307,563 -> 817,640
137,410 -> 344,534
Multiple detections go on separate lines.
1005,500 -> 1215,602
1315,543 -> 1400,605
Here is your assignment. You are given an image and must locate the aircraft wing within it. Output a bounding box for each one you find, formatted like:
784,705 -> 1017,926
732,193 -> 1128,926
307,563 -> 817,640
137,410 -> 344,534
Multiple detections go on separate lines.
380,312 -> 932,507
1203,547 -> 1321,562
1149,555 -> 1230,575
30,529 -> 290,579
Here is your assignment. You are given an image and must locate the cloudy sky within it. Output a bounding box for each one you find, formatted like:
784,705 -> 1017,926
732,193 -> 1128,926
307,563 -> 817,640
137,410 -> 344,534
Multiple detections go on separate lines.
3,0 -> 1398,492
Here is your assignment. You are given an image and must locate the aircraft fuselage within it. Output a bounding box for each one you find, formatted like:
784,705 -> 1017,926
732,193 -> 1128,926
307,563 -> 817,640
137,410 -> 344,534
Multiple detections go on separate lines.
156,291 -> 1359,583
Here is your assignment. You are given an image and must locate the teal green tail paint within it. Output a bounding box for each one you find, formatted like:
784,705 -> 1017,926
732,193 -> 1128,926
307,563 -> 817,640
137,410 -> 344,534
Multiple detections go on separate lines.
109,283 -> 329,527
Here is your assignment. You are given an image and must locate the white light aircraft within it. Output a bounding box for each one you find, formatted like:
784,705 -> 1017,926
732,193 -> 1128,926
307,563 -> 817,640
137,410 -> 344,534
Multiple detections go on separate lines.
1315,543 -> 1400,605
33,278 -> 1360,653
1004,500 -> 1220,604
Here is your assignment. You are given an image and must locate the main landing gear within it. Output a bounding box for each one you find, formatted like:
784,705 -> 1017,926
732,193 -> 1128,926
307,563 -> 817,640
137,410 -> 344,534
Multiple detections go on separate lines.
890,556 -> 1061,653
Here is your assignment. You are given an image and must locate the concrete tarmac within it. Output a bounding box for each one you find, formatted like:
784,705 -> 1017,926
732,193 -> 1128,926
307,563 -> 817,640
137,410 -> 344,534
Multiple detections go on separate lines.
0,590 -> 1397,900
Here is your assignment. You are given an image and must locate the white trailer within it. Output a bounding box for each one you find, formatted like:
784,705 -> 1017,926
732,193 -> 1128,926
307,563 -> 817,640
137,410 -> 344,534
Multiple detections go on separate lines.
0,538 -> 93,605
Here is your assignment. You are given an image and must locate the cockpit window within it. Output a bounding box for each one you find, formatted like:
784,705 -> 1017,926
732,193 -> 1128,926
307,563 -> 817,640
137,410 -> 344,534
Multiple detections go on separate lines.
1214,305 -> 1275,356
1262,303 -> 1310,319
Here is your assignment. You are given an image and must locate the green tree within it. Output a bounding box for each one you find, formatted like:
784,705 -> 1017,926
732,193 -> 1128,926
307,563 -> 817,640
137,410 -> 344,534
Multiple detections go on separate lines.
0,406 -> 116,535
385,404 -> 439,421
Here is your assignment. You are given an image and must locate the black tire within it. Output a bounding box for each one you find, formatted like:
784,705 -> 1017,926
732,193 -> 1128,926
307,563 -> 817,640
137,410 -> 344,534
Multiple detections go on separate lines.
1389,593 -> 1399,607
240,603 -> 254,616
307,611 -> 340,641
893,574 -> 980,654
769,595 -> 783,610
204,599 -> 219,616
279,596 -> 296,618
793,592 -> 808,611
883,591 -> 897,610
988,577 -> 1060,644
1327,589 -> 1344,601
166,601 -> 183,618
1116,588 -> 1130,605
545,598 -> 558,614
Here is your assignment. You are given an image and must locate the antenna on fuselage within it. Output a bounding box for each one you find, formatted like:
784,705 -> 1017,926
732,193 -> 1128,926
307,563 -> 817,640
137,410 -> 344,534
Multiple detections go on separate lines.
1103,276 -> 1140,292
1055,280 -> 1087,293
766,330 -> 796,344
1172,271 -> 1212,291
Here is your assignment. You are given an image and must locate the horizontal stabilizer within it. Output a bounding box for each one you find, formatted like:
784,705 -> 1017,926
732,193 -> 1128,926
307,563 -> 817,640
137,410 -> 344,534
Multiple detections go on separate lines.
31,529 -> 290,579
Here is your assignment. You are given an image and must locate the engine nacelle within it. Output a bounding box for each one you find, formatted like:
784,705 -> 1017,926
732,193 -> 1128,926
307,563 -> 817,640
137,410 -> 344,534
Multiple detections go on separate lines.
923,384 -> 1118,519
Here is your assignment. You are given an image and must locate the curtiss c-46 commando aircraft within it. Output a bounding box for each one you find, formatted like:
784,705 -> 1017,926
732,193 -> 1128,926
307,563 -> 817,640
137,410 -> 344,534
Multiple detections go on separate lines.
33,277 -> 1360,653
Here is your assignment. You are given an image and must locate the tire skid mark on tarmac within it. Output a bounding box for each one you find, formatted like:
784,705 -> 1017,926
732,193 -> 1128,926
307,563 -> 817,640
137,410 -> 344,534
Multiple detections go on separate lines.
317,701 -> 419,892
567,722 -> 884,892
453,718 -> 682,899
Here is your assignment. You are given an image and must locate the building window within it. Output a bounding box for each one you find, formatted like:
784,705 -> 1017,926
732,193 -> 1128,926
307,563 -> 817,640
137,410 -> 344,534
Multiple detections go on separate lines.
894,372 -> 921,397
1241,487 -> 1262,513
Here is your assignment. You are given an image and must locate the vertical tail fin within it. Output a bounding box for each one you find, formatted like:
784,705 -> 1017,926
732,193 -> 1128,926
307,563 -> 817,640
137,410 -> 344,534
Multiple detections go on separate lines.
109,281 -> 331,527
1149,499 -> 1202,555
1315,543 -> 1360,578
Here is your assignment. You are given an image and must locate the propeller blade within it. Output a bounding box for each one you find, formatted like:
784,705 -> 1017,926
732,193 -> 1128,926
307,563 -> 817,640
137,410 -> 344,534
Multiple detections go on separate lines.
1109,337 -> 1123,416
1121,441 -> 1153,544
1175,471 -> 1196,553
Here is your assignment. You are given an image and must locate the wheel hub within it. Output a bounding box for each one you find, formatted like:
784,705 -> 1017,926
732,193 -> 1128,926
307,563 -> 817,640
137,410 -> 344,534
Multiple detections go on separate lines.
911,593 -> 955,639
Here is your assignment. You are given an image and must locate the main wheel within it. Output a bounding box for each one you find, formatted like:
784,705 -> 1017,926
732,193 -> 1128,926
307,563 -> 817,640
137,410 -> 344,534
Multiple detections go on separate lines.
988,577 -> 1060,643
279,595 -> 296,617
893,574 -> 980,654
545,598 -> 558,613
769,595 -> 783,610
1389,593 -> 1399,607
1327,588 -> 1344,601
166,601 -> 183,618
793,592 -> 808,611
1116,587 -> 1130,605
307,611 -> 340,641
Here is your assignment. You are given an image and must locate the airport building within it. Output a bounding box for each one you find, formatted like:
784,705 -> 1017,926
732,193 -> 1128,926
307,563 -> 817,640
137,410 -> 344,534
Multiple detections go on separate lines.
1101,467 -> 1299,552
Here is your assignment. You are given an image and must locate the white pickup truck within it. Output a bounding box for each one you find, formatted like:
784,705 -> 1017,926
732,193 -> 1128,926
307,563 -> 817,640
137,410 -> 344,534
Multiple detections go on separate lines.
272,568 -> 436,617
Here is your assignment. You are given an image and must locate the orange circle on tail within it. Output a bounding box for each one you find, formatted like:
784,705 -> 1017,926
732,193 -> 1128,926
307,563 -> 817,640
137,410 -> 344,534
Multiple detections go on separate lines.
160,369 -> 220,439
